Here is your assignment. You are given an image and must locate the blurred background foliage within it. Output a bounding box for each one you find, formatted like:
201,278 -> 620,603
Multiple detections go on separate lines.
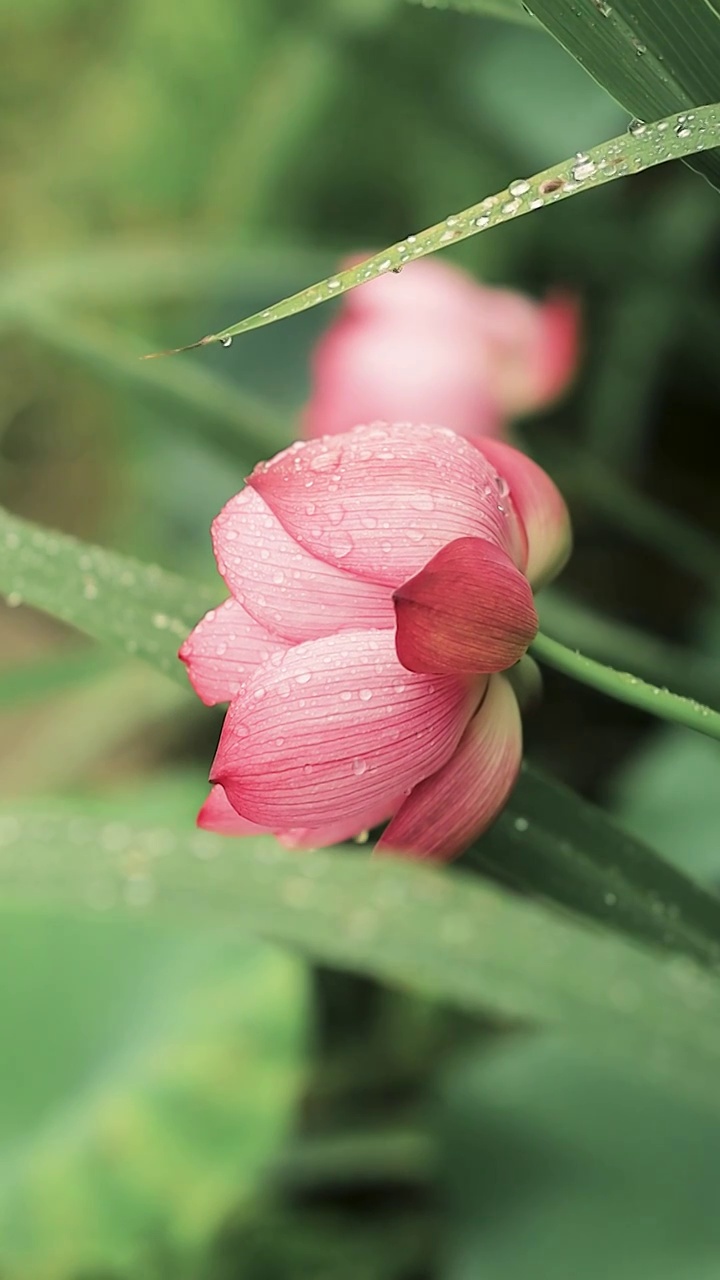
1,0 -> 720,1276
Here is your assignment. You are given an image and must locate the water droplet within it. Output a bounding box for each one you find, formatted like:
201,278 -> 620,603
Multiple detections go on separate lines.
329,530 -> 354,558
221,336 -> 233,348
340,690 -> 353,702
514,816 -> 529,833
272,570 -> 285,585
632,39 -> 647,54
253,686 -> 266,699
508,178 -> 530,197
302,763 -> 313,775
352,758 -> 368,777
591,0 -> 612,14
675,123 -> 692,139
495,475 -> 510,499
296,671 -> 312,685
474,215 -> 489,228
628,117 -> 647,136
361,514 -> 378,529
501,197 -> 521,216
571,159 -> 596,182
358,689 -> 373,702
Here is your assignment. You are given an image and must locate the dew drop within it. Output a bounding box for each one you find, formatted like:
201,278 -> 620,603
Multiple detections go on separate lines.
628,117 -> 647,136
495,475 -> 510,499
352,758 -> 368,777
508,178 -> 530,197
221,336 -> 233,348
329,530 -> 354,558
358,689 -> 373,702
675,123 -> 692,139
571,159 -> 596,182
296,671 -> 312,685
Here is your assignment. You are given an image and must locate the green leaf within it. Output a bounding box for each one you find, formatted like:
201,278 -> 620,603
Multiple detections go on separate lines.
442,1038 -> 720,1280
405,0 -> 535,25
3,807 -> 720,1114
614,730 -> 720,882
525,0 -> 720,190
0,914 -> 306,1278
154,104 -> 720,355
0,506 -> 214,686
471,764 -> 720,967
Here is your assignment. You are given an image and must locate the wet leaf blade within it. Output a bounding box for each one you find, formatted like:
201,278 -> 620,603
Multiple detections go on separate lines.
405,0 -> 536,24
161,104 -> 720,354
3,807 -> 720,1114
471,764 -> 720,968
525,0 -> 720,189
0,506 -> 213,685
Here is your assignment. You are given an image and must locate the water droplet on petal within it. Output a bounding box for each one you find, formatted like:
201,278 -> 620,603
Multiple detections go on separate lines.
358,689 -> 373,702
352,758 -> 368,777
329,530 -> 354,558
296,671 -> 312,685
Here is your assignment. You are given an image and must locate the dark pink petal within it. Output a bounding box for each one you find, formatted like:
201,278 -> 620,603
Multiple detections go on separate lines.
197,785 -> 272,836
210,628 -> 483,829
249,423 -> 527,587
376,674 -> 522,861
477,440 -> 571,587
179,598 -> 289,706
212,486 -> 394,642
393,537 -> 538,676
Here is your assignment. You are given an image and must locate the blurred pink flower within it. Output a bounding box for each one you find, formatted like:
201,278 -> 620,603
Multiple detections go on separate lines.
302,256 -> 578,442
181,423 -> 570,861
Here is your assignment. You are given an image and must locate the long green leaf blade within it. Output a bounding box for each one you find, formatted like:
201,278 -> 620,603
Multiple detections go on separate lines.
3,808 -> 720,1112
473,765 -> 720,968
152,105 -> 720,355
525,0 -> 720,188
406,0 -> 535,24
0,507 -> 212,684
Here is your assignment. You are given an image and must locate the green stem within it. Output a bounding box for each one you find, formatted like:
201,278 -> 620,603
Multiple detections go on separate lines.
530,632 -> 720,743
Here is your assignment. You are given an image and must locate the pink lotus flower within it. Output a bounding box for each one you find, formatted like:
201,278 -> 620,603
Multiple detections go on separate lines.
302,257 -> 578,442
181,423 -> 570,861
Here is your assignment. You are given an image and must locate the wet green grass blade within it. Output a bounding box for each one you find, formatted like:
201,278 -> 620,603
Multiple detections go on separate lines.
156,104 -> 720,355
3,807 -> 720,1114
406,0 -> 535,24
471,764 -> 720,968
0,507 -> 213,685
525,0 -> 720,189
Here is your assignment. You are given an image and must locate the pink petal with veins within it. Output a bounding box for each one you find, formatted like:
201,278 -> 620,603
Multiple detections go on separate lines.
212,486 -> 394,643
249,423 -> 527,587
376,674 -> 522,861
210,628 -> 483,829
393,537 -> 538,675
477,439 -> 571,587
179,598 -> 289,706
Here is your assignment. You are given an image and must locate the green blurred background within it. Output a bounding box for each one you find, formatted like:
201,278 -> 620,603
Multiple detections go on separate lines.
2,1 -> 720,1276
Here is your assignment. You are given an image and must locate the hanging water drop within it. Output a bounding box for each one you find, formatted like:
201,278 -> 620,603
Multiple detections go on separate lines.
628,118 -> 647,136
221,336 -> 233,348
